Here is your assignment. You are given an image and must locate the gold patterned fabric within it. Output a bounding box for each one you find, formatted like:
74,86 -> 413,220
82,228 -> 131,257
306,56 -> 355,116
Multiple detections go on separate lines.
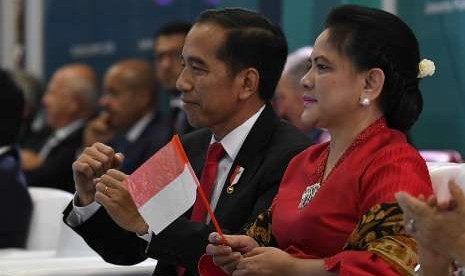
241,202 -> 418,275
240,209 -> 276,247
345,202 -> 418,276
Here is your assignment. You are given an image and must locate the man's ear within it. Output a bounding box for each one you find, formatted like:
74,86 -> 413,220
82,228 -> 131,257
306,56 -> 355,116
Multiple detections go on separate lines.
361,68 -> 385,102
238,68 -> 260,101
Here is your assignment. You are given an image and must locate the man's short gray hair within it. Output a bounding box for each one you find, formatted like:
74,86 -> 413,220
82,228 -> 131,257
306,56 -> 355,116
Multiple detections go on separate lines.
282,46 -> 313,90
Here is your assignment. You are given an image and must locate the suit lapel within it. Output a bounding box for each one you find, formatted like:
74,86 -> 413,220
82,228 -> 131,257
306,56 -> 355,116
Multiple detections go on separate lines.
181,129 -> 211,178
47,125 -> 84,157
214,104 -> 279,218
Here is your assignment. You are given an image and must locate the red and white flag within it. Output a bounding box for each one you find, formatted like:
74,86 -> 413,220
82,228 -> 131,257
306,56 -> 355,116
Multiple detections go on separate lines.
126,135 -> 197,234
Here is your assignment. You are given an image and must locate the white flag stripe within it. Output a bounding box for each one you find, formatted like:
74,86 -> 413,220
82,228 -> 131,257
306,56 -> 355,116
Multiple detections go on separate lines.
138,164 -> 197,234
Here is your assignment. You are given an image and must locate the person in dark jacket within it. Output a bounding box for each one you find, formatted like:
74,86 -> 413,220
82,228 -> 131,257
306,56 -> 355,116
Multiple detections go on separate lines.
21,64 -> 98,192
0,69 -> 33,248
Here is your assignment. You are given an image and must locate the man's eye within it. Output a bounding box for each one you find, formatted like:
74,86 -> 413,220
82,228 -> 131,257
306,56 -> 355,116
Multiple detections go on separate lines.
317,64 -> 329,70
192,66 -> 206,73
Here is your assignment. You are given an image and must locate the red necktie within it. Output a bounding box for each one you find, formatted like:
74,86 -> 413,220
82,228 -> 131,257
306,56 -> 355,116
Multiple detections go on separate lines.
177,142 -> 226,276
190,142 -> 226,222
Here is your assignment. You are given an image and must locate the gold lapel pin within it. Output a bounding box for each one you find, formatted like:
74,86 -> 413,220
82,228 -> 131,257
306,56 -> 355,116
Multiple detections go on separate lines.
227,165 -> 244,194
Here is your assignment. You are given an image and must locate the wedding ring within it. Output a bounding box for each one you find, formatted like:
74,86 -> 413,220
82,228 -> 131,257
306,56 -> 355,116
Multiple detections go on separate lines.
406,218 -> 416,233
104,185 -> 109,195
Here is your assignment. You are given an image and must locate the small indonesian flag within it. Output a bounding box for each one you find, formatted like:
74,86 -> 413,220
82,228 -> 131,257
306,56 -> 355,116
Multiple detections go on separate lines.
126,135 -> 197,234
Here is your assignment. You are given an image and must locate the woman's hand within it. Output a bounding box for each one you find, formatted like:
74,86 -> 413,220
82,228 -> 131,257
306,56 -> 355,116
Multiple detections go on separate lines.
232,247 -> 296,276
232,247 -> 330,276
206,233 -> 259,274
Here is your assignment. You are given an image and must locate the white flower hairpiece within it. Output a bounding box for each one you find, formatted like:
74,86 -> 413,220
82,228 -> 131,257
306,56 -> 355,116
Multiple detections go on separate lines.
417,59 -> 435,78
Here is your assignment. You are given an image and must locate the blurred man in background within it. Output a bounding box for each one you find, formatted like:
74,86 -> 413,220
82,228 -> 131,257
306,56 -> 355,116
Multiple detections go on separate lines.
83,59 -> 172,174
153,21 -> 194,134
275,46 -> 328,144
21,64 -> 98,192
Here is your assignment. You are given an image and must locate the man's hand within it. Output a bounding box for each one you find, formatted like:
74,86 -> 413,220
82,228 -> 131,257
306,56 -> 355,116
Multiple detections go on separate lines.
72,142 -> 123,206
21,149 -> 43,171
83,112 -> 115,147
95,169 -> 148,234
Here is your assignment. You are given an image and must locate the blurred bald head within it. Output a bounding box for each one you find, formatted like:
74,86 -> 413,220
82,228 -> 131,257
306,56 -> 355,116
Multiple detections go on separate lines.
107,59 -> 155,95
276,47 -> 313,131
101,59 -> 156,131
43,63 -> 98,129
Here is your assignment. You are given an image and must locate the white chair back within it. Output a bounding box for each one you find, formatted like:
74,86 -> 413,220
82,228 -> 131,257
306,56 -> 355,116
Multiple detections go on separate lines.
26,187 -> 96,257
426,162 -> 465,204
421,150 -> 462,162
26,187 -> 73,250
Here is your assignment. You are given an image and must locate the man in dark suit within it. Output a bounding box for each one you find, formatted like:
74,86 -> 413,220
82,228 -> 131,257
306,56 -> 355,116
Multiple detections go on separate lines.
82,59 -> 172,174
0,69 -> 32,248
153,22 -> 194,134
64,8 -> 310,276
21,64 -> 98,192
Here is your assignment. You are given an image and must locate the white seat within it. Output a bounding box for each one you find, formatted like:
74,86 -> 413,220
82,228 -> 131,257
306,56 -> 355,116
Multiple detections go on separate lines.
0,187 -> 156,274
22,187 -> 95,257
26,187 -> 74,250
426,162 -> 465,204
421,150 -> 462,162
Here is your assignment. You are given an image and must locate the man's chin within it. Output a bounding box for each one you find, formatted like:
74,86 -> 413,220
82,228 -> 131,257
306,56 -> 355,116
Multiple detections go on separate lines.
184,114 -> 202,129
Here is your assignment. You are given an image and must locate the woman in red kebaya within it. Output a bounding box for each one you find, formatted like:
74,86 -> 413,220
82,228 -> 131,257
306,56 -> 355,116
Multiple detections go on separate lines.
203,4 -> 435,276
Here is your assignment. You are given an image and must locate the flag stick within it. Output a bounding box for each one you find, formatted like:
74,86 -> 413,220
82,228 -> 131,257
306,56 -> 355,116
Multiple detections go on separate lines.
173,135 -> 229,246
191,171 -> 228,245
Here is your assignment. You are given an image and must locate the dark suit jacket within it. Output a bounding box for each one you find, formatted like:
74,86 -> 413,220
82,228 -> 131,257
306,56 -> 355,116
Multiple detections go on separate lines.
168,90 -> 195,135
171,107 -> 195,135
63,104 -> 310,275
118,112 -> 173,174
0,145 -> 33,248
26,125 -> 84,193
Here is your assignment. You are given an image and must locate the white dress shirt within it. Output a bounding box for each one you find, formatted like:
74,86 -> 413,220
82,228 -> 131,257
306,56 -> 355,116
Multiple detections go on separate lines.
125,112 -> 154,143
206,105 -> 265,223
39,119 -> 85,159
0,145 -> 12,157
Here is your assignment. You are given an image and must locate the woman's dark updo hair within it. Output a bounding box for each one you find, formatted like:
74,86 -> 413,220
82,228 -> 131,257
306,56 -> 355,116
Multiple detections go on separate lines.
325,5 -> 422,132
